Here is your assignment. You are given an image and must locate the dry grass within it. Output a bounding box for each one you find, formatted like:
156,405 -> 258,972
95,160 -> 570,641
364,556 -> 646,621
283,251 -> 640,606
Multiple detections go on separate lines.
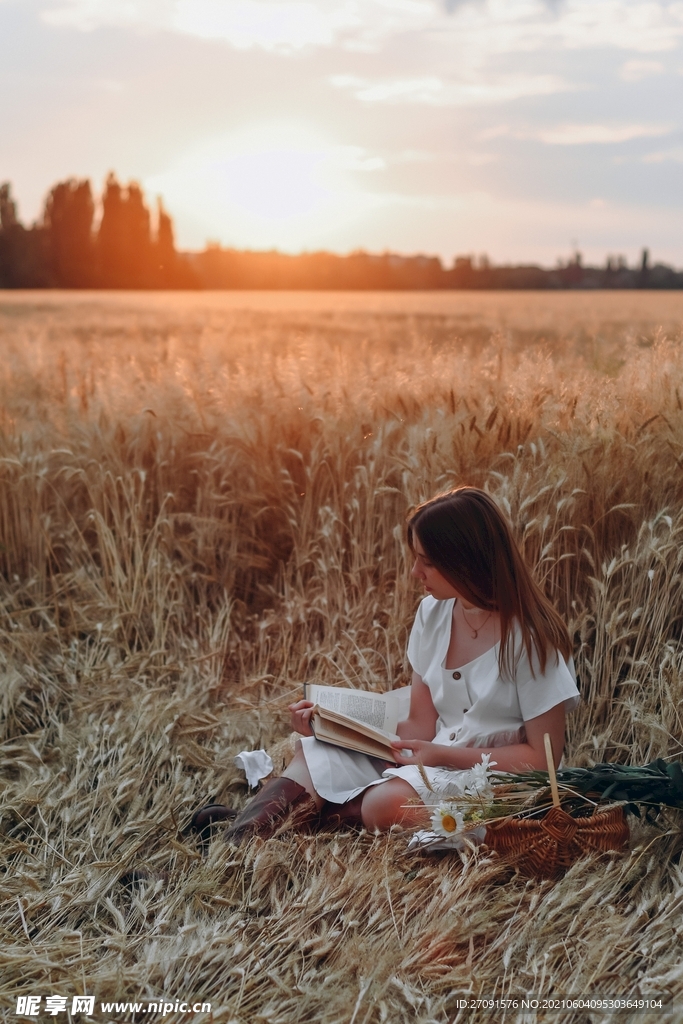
2,290 -> 683,1023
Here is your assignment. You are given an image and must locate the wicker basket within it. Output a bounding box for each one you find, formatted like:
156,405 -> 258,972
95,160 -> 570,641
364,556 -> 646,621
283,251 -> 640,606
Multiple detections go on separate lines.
484,736 -> 630,881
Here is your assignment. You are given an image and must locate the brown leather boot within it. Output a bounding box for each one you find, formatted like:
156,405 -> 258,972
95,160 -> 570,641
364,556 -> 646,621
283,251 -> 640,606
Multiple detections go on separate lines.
224,777 -> 318,844
190,804 -> 237,848
317,793 -> 365,831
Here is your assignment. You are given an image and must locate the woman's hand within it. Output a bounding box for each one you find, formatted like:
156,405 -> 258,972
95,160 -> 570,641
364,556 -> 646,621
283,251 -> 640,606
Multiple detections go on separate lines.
390,738 -> 451,767
289,699 -> 315,737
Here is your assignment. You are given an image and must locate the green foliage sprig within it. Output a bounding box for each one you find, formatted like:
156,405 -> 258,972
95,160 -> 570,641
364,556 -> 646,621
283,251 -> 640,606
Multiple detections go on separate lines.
492,760 -> 683,820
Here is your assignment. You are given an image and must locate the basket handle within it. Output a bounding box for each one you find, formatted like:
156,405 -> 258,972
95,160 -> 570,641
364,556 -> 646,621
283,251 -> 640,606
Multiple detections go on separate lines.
544,733 -> 561,809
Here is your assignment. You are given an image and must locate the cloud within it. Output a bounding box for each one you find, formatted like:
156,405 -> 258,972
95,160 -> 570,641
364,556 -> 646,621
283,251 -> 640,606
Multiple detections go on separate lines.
536,123 -> 673,145
172,0 -> 351,51
330,75 -> 444,103
483,122 -> 675,146
171,0 -> 440,53
330,72 -> 571,106
40,0 -> 683,57
335,146 -> 386,171
394,149 -> 439,163
480,121 -> 675,147
434,1 -> 683,58
41,0 -> 172,31
40,0 -> 435,50
620,59 -> 664,81
642,146 -> 683,164
41,0 -> 356,49
558,3 -> 683,54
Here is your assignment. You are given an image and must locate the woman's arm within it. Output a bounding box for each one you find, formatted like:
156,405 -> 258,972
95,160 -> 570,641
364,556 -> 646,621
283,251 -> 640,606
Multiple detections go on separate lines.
390,702 -> 566,772
395,672 -> 438,742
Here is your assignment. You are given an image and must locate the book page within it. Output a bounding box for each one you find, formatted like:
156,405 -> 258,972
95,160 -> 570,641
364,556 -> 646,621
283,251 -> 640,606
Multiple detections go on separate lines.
305,684 -> 393,732
315,705 -> 400,744
392,686 -> 412,724
312,717 -> 396,761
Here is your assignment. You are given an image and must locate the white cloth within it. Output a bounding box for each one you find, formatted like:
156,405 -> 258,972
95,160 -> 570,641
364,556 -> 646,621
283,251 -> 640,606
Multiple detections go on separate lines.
234,749 -> 274,789
407,825 -> 487,852
301,595 -> 580,804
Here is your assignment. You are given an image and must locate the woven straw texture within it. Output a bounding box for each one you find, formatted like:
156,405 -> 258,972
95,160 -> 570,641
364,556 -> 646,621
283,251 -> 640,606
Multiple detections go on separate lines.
485,805 -> 630,880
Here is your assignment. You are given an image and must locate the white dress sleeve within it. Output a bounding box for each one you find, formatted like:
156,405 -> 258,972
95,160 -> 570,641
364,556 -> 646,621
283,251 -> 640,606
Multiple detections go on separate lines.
407,598 -> 429,676
514,636 -> 580,721
406,596 -> 454,682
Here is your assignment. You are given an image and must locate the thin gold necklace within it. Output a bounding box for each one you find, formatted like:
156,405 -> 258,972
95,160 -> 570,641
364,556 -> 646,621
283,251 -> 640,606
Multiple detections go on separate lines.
459,600 -> 492,639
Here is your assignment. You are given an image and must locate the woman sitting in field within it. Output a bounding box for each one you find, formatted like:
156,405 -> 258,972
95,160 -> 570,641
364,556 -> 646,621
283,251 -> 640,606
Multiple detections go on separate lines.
193,487 -> 579,842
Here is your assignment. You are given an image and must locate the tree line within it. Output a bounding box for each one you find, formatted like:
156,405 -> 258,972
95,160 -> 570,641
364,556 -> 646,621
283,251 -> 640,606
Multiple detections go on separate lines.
189,246 -> 683,290
0,175 -> 196,288
2,173 -> 682,290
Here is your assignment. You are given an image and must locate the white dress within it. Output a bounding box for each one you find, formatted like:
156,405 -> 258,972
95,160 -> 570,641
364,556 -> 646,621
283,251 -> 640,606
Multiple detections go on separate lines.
301,595 -> 580,804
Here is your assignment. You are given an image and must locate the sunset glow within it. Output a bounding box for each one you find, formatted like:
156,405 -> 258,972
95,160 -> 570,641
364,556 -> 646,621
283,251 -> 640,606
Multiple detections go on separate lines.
3,0 -> 682,263
145,124 -> 387,251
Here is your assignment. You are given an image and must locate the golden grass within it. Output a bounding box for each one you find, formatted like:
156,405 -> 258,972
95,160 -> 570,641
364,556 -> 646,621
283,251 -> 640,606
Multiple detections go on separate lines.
2,290 -> 683,1022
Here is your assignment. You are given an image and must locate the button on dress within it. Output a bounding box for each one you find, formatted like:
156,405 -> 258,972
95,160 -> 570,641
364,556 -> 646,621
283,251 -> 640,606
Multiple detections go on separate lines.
301,595 -> 580,804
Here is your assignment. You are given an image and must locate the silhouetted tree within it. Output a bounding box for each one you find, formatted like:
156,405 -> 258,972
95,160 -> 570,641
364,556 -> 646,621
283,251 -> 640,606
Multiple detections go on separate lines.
97,173 -> 155,287
639,247 -> 650,288
97,174 -> 126,286
0,182 -> 49,287
154,198 -> 177,286
43,178 -> 95,287
0,183 -> 18,286
125,182 -> 154,286
0,183 -> 18,232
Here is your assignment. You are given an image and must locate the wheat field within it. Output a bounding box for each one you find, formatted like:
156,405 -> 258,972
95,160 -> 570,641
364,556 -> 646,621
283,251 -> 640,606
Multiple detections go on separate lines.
2,290 -> 683,1024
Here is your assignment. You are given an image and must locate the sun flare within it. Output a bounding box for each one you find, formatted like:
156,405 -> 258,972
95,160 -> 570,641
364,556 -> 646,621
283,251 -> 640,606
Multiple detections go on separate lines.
215,130 -> 331,223
145,122 -> 381,251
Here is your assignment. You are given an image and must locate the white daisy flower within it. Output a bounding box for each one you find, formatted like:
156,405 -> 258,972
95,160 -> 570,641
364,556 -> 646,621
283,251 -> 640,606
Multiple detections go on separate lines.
427,768 -> 469,798
431,803 -> 465,837
463,754 -> 497,801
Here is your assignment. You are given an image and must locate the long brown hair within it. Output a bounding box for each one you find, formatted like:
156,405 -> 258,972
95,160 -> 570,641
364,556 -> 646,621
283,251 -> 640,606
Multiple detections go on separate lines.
407,487 -> 572,678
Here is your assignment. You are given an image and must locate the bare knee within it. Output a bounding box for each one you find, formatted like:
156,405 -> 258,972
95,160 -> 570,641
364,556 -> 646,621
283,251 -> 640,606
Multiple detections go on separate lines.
361,780 -> 426,831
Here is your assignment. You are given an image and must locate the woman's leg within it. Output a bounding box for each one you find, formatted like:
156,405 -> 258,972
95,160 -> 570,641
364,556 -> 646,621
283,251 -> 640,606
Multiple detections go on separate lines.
281,746 -> 431,831
280,743 -> 325,811
360,778 -> 430,831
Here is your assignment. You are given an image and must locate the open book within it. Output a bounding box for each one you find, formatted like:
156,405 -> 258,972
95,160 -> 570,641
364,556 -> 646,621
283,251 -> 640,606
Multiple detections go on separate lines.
303,683 -> 412,761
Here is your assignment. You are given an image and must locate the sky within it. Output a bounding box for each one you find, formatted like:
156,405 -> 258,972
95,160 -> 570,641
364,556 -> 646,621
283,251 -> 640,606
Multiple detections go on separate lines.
1,0 -> 682,265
